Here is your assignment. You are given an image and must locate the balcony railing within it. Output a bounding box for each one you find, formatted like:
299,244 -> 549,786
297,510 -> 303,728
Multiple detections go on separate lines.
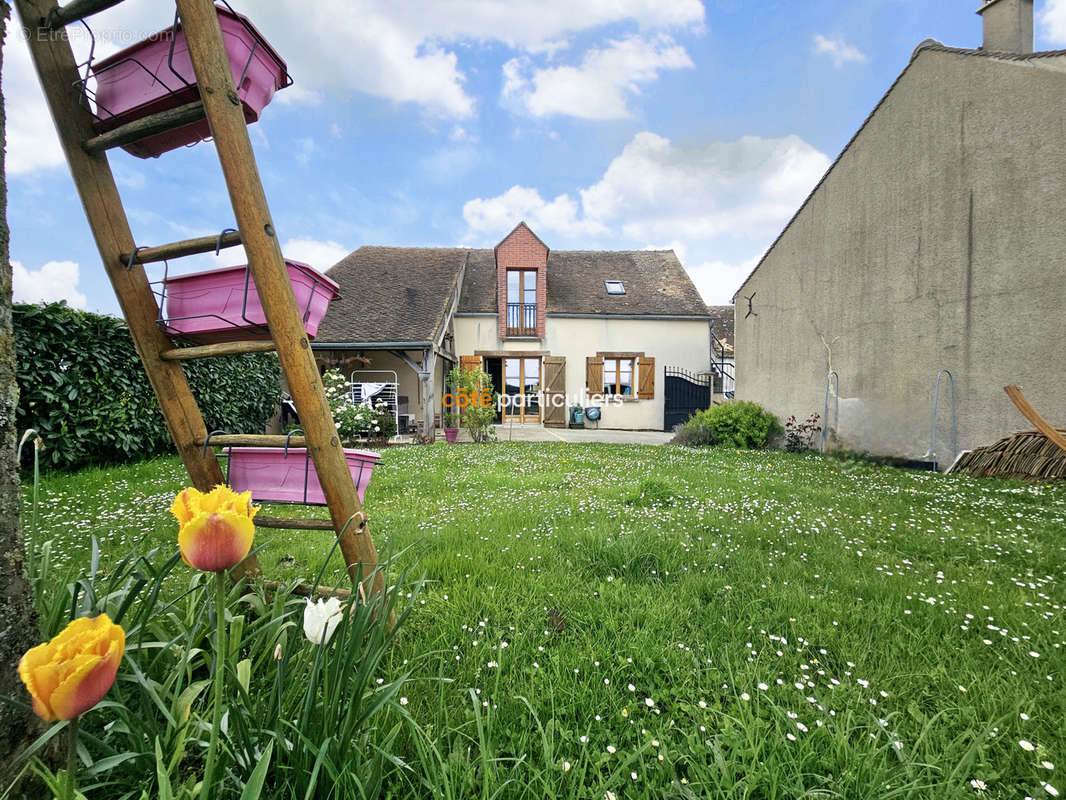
506,302 -> 537,336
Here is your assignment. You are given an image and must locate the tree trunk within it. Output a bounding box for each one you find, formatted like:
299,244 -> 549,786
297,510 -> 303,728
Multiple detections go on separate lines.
0,2 -> 40,775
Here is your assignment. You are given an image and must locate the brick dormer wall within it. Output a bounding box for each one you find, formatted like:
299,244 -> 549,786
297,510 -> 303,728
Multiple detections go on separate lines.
495,221 -> 548,340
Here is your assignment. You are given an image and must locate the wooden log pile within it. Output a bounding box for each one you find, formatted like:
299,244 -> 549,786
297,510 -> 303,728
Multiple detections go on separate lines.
949,430 -> 1066,480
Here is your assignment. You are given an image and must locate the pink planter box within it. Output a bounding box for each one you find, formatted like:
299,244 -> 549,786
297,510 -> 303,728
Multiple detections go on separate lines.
227,447 -> 380,506
90,6 -> 289,158
162,260 -> 340,343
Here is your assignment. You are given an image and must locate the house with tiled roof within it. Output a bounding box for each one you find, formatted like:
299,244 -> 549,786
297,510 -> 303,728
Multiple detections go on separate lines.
313,222 -> 713,434
705,305 -> 735,396
733,0 -> 1066,463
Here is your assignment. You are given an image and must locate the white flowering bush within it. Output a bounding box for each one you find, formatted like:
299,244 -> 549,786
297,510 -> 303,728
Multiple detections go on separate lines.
321,369 -> 396,443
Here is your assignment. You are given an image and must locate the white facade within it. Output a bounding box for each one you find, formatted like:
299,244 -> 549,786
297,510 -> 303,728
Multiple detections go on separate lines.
455,314 -> 711,430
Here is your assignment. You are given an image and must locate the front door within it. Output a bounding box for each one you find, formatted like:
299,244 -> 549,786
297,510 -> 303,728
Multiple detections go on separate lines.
503,357 -> 540,423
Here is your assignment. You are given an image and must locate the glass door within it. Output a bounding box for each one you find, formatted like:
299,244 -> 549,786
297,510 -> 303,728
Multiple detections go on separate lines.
503,357 -> 541,423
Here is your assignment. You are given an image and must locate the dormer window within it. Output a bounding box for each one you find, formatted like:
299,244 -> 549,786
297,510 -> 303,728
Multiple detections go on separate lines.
506,269 -> 537,336
605,280 -> 626,296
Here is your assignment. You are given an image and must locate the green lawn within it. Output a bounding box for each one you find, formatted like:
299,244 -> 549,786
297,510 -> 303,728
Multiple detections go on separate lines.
25,443 -> 1066,799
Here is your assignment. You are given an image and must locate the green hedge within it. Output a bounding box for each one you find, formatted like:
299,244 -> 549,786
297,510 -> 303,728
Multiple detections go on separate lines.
15,303 -> 282,470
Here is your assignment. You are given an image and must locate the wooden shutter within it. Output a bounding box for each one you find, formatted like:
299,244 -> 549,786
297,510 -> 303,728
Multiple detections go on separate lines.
543,356 -> 566,427
638,357 -> 655,399
586,356 -> 603,397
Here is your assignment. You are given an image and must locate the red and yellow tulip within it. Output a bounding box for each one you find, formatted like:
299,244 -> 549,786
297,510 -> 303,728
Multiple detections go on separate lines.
18,614 -> 125,722
171,486 -> 257,572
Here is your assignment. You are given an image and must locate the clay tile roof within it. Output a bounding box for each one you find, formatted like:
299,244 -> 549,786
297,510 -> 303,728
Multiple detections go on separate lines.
315,247 -> 466,344
456,249 -> 497,313
913,42 -> 1066,62
706,305 -> 735,350
459,249 -> 709,317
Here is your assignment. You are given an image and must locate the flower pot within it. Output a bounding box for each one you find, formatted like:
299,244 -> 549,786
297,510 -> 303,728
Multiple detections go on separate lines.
161,260 -> 340,343
444,428 -> 459,443
89,6 -> 289,158
226,447 -> 379,506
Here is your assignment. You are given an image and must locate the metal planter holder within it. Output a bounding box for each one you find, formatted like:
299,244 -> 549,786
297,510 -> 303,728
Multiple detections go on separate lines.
205,429 -> 372,507
73,1 -> 293,155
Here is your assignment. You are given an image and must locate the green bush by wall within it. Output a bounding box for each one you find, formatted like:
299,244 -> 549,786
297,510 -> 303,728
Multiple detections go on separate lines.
15,302 -> 281,470
673,400 -> 783,449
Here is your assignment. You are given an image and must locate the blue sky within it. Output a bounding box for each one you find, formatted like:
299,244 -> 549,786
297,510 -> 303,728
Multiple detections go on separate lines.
7,0 -> 1066,313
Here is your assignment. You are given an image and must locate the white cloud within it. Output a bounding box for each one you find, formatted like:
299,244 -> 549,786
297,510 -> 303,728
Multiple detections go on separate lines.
502,34 -> 694,120
580,132 -> 831,240
13,261 -> 88,308
463,131 -> 829,303
4,1 -> 704,174
5,29 -> 67,175
813,34 -> 869,68
686,258 -> 759,306
259,0 -> 703,117
281,238 -> 352,273
463,186 -> 607,238
1040,0 -> 1066,45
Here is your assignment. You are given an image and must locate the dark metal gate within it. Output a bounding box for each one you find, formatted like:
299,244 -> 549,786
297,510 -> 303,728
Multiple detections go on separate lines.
664,367 -> 712,431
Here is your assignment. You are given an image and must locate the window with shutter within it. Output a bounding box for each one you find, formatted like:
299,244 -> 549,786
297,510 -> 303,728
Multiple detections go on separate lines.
594,352 -> 653,400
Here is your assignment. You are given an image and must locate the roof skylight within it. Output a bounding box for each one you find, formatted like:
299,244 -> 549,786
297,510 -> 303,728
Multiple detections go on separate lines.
604,280 -> 626,296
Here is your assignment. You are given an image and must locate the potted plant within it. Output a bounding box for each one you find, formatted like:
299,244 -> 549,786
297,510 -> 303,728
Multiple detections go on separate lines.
443,412 -> 460,443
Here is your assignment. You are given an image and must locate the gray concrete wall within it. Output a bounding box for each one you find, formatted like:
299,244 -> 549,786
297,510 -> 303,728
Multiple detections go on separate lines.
734,48 -> 1066,463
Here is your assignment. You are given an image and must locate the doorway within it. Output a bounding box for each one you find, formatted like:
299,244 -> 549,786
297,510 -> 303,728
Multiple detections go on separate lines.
503,357 -> 541,423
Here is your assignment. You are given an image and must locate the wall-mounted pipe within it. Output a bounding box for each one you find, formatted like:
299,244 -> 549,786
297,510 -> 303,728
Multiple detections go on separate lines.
820,371 -> 839,455
929,369 -> 957,471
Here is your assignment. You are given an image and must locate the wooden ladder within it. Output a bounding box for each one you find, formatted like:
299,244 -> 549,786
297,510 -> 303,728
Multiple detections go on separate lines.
15,0 -> 383,596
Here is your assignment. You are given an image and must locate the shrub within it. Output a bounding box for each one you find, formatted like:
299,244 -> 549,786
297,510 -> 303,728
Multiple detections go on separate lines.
447,364 -> 497,443
322,369 -> 396,444
784,412 -> 822,452
14,303 -> 281,470
672,400 -> 782,448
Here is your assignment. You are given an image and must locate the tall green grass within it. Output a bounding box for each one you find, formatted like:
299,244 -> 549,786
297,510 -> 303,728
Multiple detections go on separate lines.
17,443 -> 1066,799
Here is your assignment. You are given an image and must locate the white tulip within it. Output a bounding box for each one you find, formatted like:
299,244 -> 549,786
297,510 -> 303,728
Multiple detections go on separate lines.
303,596 -> 343,645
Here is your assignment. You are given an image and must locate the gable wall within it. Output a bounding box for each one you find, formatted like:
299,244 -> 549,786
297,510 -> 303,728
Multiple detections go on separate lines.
734,51 -> 1066,461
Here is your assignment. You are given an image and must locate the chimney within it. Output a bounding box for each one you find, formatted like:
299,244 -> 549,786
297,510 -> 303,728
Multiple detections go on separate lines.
977,0 -> 1034,54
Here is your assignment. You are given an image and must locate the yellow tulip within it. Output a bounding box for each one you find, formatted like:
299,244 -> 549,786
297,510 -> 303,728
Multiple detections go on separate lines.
18,614 -> 125,722
171,486 -> 257,572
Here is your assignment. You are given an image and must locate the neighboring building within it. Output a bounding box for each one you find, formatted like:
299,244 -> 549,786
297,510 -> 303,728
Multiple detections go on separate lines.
705,305 -> 735,396
311,247 -> 463,436
733,0 -> 1066,464
313,222 -> 711,433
